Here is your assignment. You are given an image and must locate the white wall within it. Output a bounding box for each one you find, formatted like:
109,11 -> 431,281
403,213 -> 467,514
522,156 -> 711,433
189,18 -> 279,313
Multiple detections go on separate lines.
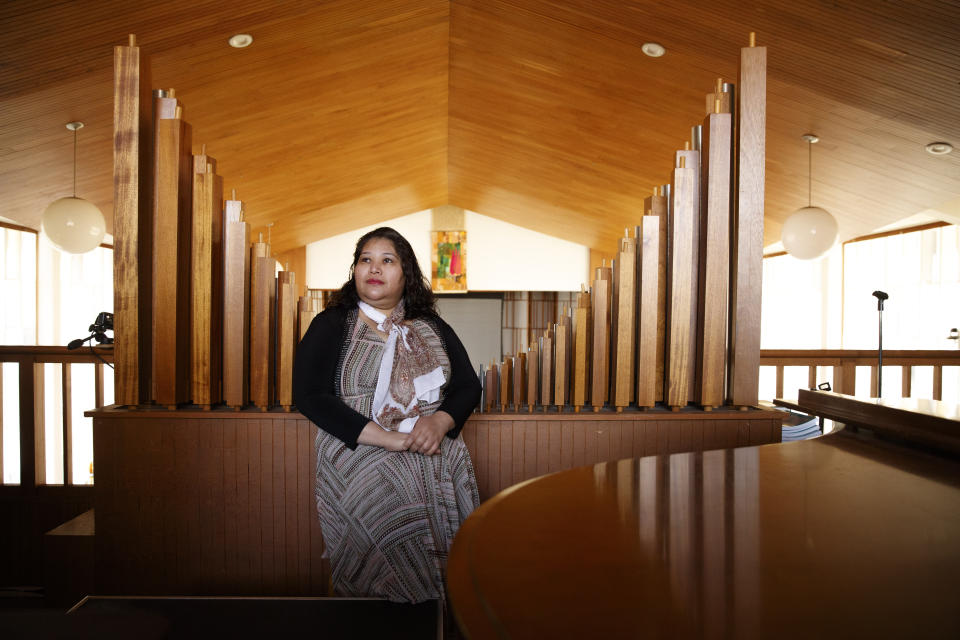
305,208 -> 590,291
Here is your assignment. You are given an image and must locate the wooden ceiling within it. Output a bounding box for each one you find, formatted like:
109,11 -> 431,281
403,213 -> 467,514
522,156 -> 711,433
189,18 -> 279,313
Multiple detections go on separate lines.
2,0 -> 958,258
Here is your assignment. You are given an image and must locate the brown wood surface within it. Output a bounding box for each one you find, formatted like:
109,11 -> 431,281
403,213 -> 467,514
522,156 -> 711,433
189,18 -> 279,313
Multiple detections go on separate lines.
513,353 -> 525,411
572,293 -> 590,410
222,202 -> 250,409
796,389 -> 960,455
250,244 -> 275,410
666,165 -> 697,408
190,154 -> 224,407
728,45 -> 766,408
5,6 -> 960,258
612,237 -> 636,409
61,363 -> 72,484
697,111 -> 732,409
554,313 -> 571,408
92,412 -> 328,596
540,331 -> 553,409
643,193 -> 669,402
152,112 -> 193,407
448,428 -> 960,639
526,341 -> 539,411
111,41 -> 151,406
590,268 -> 611,410
484,366 -> 495,411
499,357 -> 512,411
676,148 -> 701,405
276,271 -> 296,409
636,216 -> 660,408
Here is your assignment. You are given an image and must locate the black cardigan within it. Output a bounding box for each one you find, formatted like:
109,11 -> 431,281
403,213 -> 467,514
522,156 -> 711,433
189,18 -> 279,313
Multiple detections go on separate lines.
293,306 -> 481,449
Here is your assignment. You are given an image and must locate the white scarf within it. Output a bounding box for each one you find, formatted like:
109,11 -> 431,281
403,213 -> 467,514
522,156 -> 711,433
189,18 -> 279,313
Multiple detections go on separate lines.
358,301 -> 445,433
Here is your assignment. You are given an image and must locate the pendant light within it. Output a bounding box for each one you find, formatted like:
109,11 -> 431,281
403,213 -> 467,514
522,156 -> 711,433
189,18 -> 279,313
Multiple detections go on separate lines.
781,133 -> 838,260
41,121 -> 106,254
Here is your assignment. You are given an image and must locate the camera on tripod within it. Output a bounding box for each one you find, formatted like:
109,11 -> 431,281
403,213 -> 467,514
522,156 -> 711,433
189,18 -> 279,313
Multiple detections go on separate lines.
89,312 -> 114,345
68,311 -> 114,350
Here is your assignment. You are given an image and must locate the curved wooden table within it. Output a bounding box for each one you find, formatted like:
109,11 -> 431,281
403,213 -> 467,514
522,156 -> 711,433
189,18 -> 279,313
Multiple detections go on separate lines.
448,431 -> 960,638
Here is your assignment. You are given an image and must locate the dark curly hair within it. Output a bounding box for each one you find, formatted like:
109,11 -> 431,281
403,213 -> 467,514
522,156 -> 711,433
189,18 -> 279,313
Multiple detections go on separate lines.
327,227 -> 437,319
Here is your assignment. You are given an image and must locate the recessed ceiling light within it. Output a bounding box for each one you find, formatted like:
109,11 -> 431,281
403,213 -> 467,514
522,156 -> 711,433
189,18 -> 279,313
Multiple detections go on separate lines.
925,141 -> 953,156
642,42 -> 666,58
228,33 -> 253,49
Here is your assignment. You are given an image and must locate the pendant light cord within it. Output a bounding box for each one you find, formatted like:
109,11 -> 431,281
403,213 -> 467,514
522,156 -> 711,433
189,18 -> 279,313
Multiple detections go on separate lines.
72,125 -> 78,198
807,139 -> 812,208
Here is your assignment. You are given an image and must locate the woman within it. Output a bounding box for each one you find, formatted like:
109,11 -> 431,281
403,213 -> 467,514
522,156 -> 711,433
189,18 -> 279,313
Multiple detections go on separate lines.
293,227 -> 481,603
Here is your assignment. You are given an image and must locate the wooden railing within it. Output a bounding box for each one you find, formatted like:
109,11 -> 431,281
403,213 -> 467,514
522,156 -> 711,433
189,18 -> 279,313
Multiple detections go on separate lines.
0,345 -> 113,487
759,349 -> 960,400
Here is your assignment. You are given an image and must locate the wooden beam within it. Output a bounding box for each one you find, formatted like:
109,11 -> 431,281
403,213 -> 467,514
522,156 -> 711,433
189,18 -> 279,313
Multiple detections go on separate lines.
636,216 -> 660,409
222,199 -> 250,409
152,108 -> 193,407
190,153 -> 224,408
112,37 -> 153,406
697,111 -> 732,410
729,43 -> 767,408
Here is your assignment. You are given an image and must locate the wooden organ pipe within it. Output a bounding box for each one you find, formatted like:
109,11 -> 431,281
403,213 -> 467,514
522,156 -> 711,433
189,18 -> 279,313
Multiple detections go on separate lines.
665,156 -> 697,409
250,234 -> 275,410
526,340 -> 539,412
540,328 -> 553,411
190,150 -> 224,409
729,36 -> 767,408
152,94 -> 192,408
591,262 -> 612,411
636,215 -> 661,408
222,197 -> 249,409
697,109 -> 733,410
612,234 -> 637,412
676,143 -> 702,405
572,288 -> 591,412
277,270 -> 296,411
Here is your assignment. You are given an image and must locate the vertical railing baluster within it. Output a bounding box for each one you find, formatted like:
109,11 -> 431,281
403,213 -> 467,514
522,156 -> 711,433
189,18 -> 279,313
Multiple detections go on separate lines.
808,365 -> 816,391
870,365 -> 878,397
933,365 -> 943,401
775,365 -> 784,399
95,361 -> 104,409
62,362 -> 73,485
901,365 -> 911,398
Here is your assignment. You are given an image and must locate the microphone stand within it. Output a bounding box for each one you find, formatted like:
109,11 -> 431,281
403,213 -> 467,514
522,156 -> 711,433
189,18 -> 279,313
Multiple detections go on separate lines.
872,291 -> 888,397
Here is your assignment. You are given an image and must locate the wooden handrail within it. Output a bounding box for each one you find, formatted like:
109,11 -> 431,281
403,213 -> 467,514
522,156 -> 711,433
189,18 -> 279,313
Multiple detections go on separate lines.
0,345 -> 113,488
760,349 -> 959,400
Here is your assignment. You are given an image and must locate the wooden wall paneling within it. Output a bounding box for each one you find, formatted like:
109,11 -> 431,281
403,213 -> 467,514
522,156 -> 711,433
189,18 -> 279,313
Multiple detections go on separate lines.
222,200 -> 250,409
591,265 -> 612,411
277,271 -> 296,410
676,147 -> 702,405
572,290 -> 591,411
526,341 -> 539,412
637,216 -> 660,408
728,42 -> 767,408
540,329 -> 553,411
698,110 -> 733,410
250,238 -> 274,410
612,234 -> 637,411
499,357 -> 513,412
190,151 -> 224,408
554,313 -> 572,410
112,37 -> 152,406
152,101 -> 193,408
666,160 -> 697,409
643,191 -> 669,402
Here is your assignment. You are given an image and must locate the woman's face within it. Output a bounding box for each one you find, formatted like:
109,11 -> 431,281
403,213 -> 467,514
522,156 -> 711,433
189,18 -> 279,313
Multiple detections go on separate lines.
354,237 -> 406,314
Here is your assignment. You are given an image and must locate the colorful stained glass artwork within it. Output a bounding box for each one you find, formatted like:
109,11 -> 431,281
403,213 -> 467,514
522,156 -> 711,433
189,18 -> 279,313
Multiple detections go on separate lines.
431,231 -> 467,292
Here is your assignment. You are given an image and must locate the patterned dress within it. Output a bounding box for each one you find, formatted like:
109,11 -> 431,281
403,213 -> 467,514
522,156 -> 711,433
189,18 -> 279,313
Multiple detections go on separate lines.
314,313 -> 480,603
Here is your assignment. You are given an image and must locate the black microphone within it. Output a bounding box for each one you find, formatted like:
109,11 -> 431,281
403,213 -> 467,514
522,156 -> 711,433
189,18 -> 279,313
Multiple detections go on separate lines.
67,337 -> 86,350
872,290 -> 888,310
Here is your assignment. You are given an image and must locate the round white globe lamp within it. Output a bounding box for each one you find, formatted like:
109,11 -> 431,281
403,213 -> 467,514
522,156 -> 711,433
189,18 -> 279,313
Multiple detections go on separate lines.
782,134 -> 838,260
782,205 -> 838,260
41,122 -> 106,254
